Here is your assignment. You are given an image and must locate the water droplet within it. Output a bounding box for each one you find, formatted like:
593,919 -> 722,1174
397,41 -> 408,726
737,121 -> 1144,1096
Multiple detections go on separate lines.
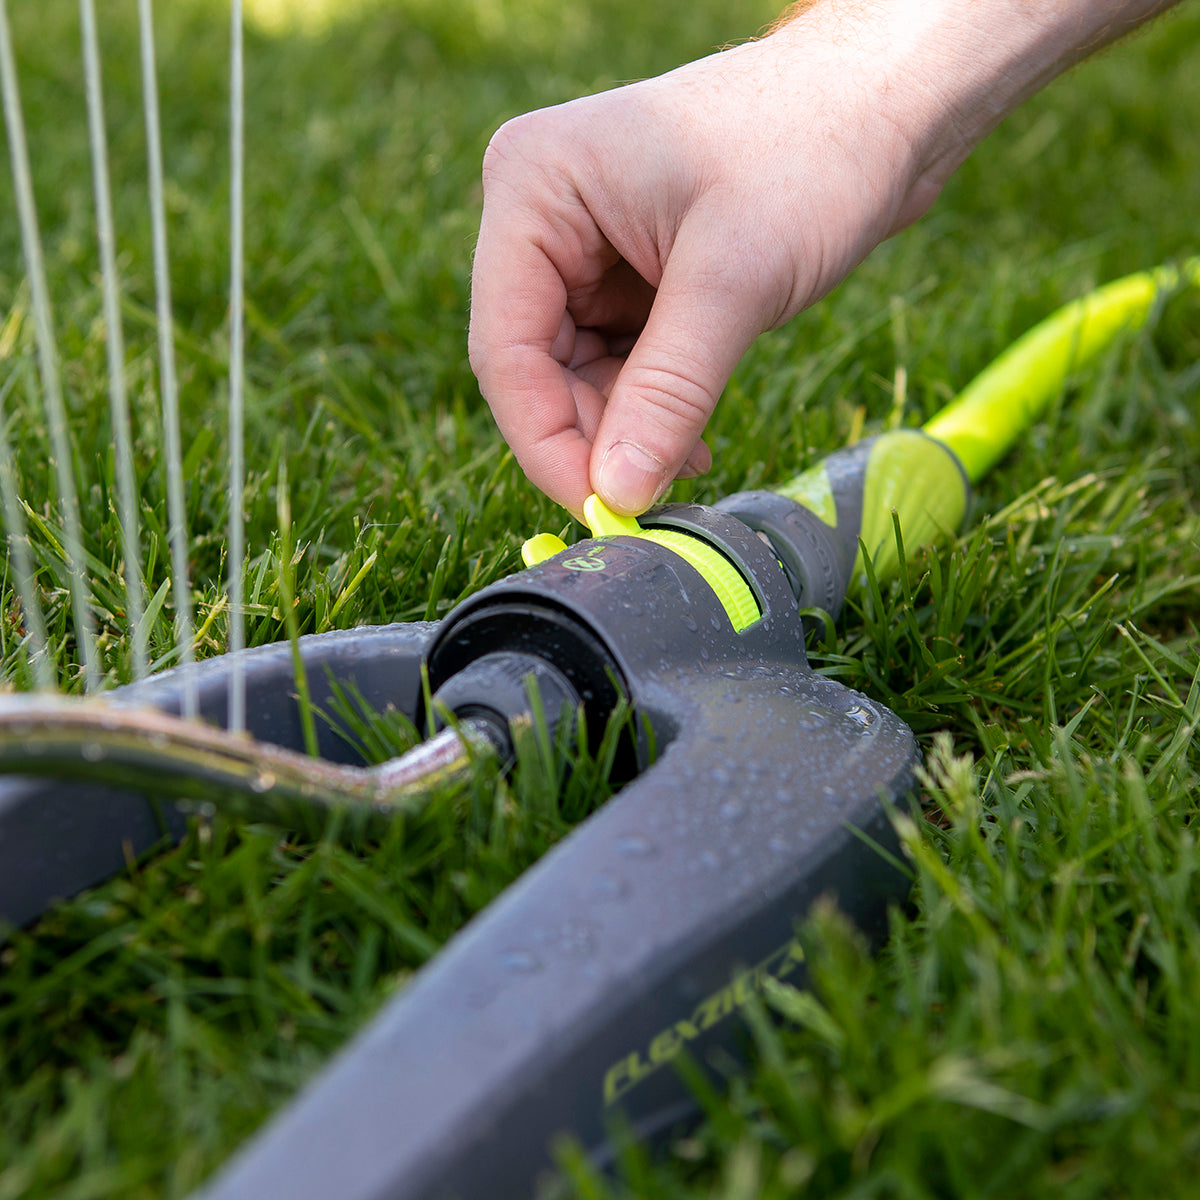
80,741 -> 104,762
617,833 -> 656,858
699,849 -> 720,870
252,772 -> 276,793
558,920 -> 598,955
844,704 -> 874,728
768,836 -> 789,854
500,948 -> 541,973
590,873 -> 628,901
681,615 -> 698,632
718,799 -> 745,821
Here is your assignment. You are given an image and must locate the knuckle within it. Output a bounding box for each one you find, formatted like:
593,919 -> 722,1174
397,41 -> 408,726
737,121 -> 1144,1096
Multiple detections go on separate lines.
625,360 -> 717,436
481,111 -> 555,187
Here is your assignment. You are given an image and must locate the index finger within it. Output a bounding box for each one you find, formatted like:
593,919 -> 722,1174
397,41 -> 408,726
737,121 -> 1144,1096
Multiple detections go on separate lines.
469,165 -> 602,511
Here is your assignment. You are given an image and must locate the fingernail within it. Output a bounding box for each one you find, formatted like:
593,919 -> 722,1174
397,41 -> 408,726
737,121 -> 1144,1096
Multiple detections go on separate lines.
597,441 -> 666,514
675,463 -> 703,480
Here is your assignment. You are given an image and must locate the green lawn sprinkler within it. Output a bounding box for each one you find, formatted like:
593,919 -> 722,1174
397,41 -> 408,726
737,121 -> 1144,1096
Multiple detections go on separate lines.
0,260 -> 1194,1200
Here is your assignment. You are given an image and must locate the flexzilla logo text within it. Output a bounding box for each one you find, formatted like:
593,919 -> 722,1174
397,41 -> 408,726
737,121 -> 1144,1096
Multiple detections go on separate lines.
602,934 -> 806,1105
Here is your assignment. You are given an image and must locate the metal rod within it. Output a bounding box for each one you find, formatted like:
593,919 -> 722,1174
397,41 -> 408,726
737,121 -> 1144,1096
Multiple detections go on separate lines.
0,0 -> 100,691
137,0 -> 197,713
227,0 -> 247,733
0,371 -> 51,689
80,0 -> 149,680
0,695 -> 497,834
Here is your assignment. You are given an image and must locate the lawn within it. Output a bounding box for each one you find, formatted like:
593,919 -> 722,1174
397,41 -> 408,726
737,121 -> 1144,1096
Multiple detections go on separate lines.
1,1 -> 1199,1197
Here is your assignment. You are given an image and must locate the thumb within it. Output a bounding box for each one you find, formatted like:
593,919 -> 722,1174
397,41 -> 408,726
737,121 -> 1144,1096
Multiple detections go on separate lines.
589,226 -> 769,515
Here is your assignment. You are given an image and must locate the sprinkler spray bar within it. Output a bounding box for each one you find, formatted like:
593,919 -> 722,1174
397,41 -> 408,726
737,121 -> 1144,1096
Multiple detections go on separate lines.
0,694 -> 492,836
0,262 -> 1193,1200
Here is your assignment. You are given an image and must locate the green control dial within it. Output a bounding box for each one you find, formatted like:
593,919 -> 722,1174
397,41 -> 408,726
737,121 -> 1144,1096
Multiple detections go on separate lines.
522,495 -> 761,632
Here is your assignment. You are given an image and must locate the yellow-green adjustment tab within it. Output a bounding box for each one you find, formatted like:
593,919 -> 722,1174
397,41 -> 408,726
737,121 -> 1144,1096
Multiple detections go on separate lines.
521,532 -> 569,568
581,495 -> 760,632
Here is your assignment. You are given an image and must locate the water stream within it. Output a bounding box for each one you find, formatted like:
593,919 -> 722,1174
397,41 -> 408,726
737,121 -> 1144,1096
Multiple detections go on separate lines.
0,0 -> 245,720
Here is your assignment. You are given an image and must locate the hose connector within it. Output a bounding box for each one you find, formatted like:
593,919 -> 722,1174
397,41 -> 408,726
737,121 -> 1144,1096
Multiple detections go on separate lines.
431,650 -> 580,761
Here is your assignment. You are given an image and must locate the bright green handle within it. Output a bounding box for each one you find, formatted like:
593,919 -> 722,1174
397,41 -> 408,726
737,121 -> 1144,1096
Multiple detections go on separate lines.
765,257 -> 1197,597
924,258 -> 1200,483
774,429 -> 971,570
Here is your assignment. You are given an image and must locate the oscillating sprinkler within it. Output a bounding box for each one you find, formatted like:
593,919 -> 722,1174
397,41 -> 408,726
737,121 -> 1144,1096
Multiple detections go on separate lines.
0,261 -> 1194,1199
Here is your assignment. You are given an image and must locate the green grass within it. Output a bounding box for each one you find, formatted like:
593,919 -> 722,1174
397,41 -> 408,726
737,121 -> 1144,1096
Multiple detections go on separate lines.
1,1 -> 1199,1196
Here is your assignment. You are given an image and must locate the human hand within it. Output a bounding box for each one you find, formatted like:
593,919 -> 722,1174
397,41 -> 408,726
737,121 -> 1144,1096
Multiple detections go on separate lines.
469,0 -> 1178,516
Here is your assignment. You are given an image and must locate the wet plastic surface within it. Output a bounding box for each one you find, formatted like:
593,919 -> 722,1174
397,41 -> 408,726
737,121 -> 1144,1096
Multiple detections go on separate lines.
2,499 -> 919,1200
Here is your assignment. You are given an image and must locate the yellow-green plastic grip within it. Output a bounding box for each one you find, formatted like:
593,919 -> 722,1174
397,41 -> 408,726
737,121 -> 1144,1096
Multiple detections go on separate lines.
769,431 -> 969,591
924,258 -> 1200,483
853,431 -> 969,583
774,460 -> 838,526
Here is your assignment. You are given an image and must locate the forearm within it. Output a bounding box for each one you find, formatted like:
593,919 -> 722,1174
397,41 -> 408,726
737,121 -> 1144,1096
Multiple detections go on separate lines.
770,0 -> 1184,208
